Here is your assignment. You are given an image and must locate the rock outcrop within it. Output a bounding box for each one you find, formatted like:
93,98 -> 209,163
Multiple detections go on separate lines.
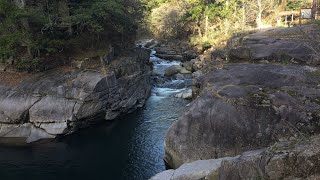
164,65 -> 191,77
154,47 -> 183,61
215,135 -> 320,180
229,25 -> 320,65
153,134 -> 320,180
151,156 -> 237,180
175,89 -> 192,99
164,63 -> 320,168
0,48 -> 151,143
154,42 -> 197,62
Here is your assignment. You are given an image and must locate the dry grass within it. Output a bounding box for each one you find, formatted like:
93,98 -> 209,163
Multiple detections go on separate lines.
0,65 -> 77,87
0,71 -> 32,87
72,49 -> 107,62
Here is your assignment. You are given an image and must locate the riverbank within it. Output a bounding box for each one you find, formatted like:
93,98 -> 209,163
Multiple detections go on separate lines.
0,47 -> 152,143
152,24 -> 320,179
0,40 -> 193,180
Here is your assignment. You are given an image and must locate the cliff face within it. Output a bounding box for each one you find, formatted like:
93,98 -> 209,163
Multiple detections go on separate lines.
0,48 -> 152,143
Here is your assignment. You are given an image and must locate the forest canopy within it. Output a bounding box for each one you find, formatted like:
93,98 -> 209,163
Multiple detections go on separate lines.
0,0 -> 143,71
0,0 -> 314,71
144,0 -> 312,48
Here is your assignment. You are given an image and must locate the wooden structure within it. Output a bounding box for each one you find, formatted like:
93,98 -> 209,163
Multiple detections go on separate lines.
276,10 -> 300,27
298,0 -> 319,25
312,0 -> 317,19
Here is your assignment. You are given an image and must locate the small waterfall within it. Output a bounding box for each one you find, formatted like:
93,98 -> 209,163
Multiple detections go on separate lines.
149,47 -> 192,98
0,40 -> 192,180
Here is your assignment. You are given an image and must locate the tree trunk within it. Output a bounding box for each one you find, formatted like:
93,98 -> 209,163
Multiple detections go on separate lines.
312,0 -> 317,19
197,25 -> 202,37
224,0 -> 230,35
256,0 -> 262,29
205,14 -> 208,39
13,0 -> 33,59
58,0 -> 73,36
242,0 -> 246,28
197,18 -> 202,37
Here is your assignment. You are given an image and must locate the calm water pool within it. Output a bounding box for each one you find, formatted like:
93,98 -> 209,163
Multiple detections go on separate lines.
0,51 -> 189,180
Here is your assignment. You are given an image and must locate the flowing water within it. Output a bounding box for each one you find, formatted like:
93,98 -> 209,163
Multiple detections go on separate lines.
0,49 -> 190,179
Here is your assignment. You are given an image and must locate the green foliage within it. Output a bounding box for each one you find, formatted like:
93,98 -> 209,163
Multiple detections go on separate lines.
202,41 -> 212,51
72,0 -> 135,34
145,0 -> 286,49
15,57 -> 41,71
0,0 -> 143,71
0,1 -> 31,59
286,0 -> 302,10
146,0 -> 247,42
148,1 -> 186,38
142,0 -> 171,11
187,1 -> 232,21
0,33 -> 22,59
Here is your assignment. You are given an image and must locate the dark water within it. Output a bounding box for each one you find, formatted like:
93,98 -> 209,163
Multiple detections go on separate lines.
0,51 -> 189,180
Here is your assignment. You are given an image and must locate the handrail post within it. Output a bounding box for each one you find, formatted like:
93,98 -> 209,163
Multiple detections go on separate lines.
312,0 -> 317,19
299,7 -> 302,26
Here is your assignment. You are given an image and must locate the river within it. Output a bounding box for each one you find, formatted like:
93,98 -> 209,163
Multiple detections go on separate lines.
0,49 -> 190,179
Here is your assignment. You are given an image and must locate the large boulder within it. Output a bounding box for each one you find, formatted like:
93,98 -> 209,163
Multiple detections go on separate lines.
144,39 -> 159,49
156,54 -> 183,61
154,46 -> 183,61
154,47 -> 178,55
154,134 -> 320,180
164,63 -> 320,168
229,25 -> 320,65
182,52 -> 198,62
150,156 -> 237,180
182,61 -> 194,72
213,134 -> 320,180
164,65 -> 191,77
175,89 -> 193,99
0,48 -> 152,143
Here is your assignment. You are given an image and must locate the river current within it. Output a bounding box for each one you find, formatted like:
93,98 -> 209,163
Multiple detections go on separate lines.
0,49 -> 190,179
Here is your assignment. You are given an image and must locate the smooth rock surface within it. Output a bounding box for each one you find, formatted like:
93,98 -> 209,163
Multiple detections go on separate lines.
0,48 -> 152,143
182,61 -> 194,72
165,65 -> 191,77
229,26 -> 320,65
144,39 -> 159,49
212,135 -> 320,180
164,63 -> 320,168
154,134 -> 320,180
156,54 -> 183,61
150,157 -> 237,180
175,89 -> 192,99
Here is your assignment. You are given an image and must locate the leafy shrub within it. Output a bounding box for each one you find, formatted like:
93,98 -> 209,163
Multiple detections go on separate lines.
0,0 -> 143,71
202,41 -> 212,51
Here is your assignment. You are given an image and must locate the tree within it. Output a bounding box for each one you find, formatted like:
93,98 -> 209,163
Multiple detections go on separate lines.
0,0 -> 144,71
148,1 -> 186,38
245,0 -> 276,28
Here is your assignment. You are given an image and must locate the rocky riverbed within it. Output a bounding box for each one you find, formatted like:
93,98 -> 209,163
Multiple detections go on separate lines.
152,25 -> 320,179
165,63 -> 320,168
0,40 -> 194,179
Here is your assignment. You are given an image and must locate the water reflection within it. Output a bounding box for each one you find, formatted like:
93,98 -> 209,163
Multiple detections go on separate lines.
0,51 -> 190,180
